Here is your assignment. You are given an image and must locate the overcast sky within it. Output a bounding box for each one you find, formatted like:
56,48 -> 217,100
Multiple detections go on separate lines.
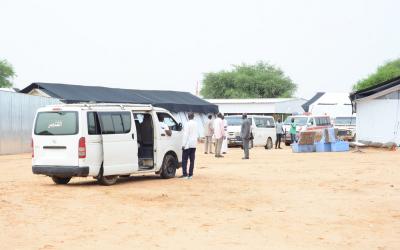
2,0 -> 399,99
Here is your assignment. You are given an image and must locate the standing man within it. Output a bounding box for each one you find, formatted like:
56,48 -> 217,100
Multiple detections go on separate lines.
204,114 -> 214,154
290,117 -> 297,144
221,115 -> 228,154
240,113 -> 251,160
213,113 -> 225,158
275,118 -> 284,149
181,113 -> 198,179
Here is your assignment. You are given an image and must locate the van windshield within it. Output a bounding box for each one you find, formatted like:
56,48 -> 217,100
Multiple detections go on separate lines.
284,116 -> 308,126
35,111 -> 78,135
225,116 -> 243,126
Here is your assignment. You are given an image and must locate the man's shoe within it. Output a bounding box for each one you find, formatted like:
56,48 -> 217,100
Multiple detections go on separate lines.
242,157 -> 249,160
204,152 -> 208,154
179,175 -> 188,178
187,176 -> 193,180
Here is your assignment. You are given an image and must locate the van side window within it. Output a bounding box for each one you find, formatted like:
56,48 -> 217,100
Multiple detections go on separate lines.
265,118 -> 275,128
112,114 -> 124,133
254,117 -> 275,128
98,112 -> 131,134
121,113 -> 131,133
87,112 -> 101,135
315,117 -> 330,126
157,113 -> 179,131
254,118 -> 266,128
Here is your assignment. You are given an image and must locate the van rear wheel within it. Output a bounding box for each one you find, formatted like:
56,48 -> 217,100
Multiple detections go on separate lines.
51,176 -> 71,185
160,154 -> 177,179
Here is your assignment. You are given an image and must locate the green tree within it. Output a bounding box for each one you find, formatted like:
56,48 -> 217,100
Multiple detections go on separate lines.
200,61 -> 296,98
0,59 -> 16,88
353,58 -> 400,91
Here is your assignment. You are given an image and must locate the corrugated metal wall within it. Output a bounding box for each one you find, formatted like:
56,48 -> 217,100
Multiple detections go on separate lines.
0,91 -> 60,155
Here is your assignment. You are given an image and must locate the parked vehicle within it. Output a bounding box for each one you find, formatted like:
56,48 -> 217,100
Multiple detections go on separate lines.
283,115 -> 332,146
31,103 -> 183,185
334,116 -> 356,141
225,115 -> 276,149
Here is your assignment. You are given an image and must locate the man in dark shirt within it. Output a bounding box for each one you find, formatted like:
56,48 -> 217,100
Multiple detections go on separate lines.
240,114 -> 251,159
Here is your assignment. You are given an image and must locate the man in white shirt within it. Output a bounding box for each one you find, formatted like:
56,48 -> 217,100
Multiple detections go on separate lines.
181,113 -> 198,179
204,114 -> 214,154
213,113 -> 225,158
221,115 -> 228,154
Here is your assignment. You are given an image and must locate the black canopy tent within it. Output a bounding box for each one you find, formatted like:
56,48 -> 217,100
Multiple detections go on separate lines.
20,82 -> 218,114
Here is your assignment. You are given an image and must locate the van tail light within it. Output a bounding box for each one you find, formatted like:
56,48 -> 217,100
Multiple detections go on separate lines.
31,138 -> 34,158
78,137 -> 86,159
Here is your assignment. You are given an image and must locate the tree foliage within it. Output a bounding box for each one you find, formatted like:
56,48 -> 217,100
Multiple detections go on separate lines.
200,62 -> 296,99
0,59 -> 15,88
353,58 -> 400,91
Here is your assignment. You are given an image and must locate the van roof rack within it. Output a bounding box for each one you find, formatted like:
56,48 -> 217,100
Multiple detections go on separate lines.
48,103 -> 153,109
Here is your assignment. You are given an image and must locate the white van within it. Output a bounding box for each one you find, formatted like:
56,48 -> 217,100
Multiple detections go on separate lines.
225,115 -> 276,149
32,103 -> 183,185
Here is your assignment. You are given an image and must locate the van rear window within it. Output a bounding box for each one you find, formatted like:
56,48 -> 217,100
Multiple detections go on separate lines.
34,111 -> 78,135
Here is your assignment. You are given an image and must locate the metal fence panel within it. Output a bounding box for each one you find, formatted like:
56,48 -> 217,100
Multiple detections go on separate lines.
0,91 -> 60,155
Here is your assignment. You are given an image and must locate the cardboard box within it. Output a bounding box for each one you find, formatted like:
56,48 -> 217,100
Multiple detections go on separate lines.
298,131 -> 316,145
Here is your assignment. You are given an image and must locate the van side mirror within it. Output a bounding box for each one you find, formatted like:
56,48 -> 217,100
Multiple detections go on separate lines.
178,123 -> 183,131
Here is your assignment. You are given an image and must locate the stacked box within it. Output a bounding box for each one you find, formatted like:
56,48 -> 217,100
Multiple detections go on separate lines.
292,143 -> 316,153
330,141 -> 349,152
315,142 -> 331,152
314,130 -> 324,143
298,131 -> 316,145
324,128 -> 338,143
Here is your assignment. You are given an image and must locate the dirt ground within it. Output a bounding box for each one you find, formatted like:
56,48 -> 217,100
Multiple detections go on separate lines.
1,145 -> 400,250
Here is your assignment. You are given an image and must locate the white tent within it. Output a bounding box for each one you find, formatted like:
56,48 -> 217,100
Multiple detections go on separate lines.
350,76 -> 400,145
303,92 -> 353,118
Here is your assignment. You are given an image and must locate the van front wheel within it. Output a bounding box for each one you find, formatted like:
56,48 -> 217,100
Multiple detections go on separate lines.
97,167 -> 118,186
51,176 -> 71,185
160,154 -> 177,179
265,137 -> 273,150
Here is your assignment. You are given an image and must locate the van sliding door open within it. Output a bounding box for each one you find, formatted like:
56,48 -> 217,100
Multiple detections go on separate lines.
98,112 -> 138,176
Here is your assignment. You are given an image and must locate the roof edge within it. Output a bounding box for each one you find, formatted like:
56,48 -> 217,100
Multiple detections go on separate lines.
350,75 -> 400,101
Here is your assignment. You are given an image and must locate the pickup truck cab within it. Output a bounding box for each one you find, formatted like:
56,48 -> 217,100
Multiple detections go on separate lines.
31,103 -> 183,185
334,116 -> 356,141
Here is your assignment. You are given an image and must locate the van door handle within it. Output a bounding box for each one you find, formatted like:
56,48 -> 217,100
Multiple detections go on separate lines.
132,134 -> 135,140
161,134 -> 166,136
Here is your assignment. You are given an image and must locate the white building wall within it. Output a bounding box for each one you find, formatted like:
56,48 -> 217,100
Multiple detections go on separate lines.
310,104 -> 353,117
308,92 -> 353,118
357,99 -> 400,144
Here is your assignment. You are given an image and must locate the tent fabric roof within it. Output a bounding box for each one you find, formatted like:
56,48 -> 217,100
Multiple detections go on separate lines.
349,75 -> 400,101
20,83 -> 218,113
301,92 -> 325,112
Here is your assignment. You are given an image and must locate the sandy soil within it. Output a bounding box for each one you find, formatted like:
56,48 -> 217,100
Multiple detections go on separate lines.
1,146 -> 400,250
